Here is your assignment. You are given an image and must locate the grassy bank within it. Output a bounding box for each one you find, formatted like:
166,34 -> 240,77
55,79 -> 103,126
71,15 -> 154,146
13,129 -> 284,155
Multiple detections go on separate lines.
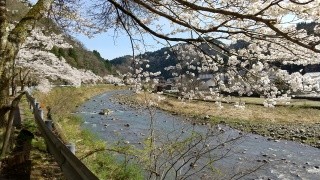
33,85 -> 142,179
0,95 -> 64,179
21,96 -> 64,179
117,92 -> 320,148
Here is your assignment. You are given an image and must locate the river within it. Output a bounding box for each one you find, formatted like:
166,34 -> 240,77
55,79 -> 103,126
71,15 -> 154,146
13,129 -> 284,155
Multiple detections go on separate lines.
76,90 -> 320,179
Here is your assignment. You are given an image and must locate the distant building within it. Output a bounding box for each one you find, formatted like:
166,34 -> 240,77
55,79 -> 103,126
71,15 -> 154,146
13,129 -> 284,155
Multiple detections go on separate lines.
166,77 -> 177,84
198,73 -> 227,90
303,72 -> 320,92
198,74 -> 213,80
304,72 -> 320,79
155,81 -> 177,92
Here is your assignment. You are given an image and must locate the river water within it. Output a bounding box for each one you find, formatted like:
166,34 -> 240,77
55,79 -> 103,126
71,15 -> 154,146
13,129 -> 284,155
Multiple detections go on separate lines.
76,90 -> 320,179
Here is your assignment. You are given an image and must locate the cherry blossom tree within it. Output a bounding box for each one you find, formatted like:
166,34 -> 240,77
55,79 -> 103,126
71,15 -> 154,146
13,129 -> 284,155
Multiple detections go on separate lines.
83,0 -> 320,106
12,1 -> 316,105
1,0 -> 320,158
16,27 -> 104,90
0,0 -> 102,155
18,67 -> 31,92
0,0 -> 55,128
1,0 -> 319,123
0,0 -> 100,125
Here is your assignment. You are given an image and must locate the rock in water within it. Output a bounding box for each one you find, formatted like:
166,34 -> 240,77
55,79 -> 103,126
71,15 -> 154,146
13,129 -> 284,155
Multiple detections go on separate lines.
99,109 -> 113,115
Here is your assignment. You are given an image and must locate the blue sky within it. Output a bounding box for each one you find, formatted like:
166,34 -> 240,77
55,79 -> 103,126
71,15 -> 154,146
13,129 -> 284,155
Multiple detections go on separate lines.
73,28 -> 189,60
28,0 -> 143,60
72,16 -> 192,60
30,0 -> 302,60
72,15 -> 190,60
74,32 -> 134,60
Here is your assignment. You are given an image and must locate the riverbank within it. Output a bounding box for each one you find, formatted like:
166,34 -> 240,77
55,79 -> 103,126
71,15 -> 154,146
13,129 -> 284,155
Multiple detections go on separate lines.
33,85 -> 142,179
77,90 -> 320,179
115,92 -> 320,148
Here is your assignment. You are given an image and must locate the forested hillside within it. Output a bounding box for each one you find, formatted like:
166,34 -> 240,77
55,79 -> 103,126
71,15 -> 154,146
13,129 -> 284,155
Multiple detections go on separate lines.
111,47 -> 178,79
111,40 -> 226,79
8,0 -> 112,76
111,22 -> 320,80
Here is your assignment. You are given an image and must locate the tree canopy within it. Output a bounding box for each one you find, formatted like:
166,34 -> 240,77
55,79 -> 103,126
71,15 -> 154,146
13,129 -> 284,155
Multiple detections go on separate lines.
1,0 -> 320,174
1,0 -> 320,109
61,0 -> 320,100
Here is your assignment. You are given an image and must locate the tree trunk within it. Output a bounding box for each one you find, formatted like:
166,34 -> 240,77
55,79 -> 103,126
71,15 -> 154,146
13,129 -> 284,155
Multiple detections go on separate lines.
0,0 -> 55,126
0,0 -> 56,153
11,76 -> 16,96
1,92 -> 25,157
21,83 -> 25,92
19,68 -> 30,92
0,73 -> 10,127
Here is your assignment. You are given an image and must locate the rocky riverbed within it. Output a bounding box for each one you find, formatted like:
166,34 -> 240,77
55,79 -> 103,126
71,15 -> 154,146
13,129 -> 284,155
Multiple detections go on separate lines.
224,120 -> 320,148
76,90 -> 320,179
114,92 -> 320,149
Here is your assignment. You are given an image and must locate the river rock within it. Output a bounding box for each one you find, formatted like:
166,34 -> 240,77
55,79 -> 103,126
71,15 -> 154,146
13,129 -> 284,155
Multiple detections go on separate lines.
99,109 -> 113,115
219,120 -> 226,124
190,162 -> 198,168
124,123 -> 130,127
307,133 -> 313,137
300,136 -> 308,140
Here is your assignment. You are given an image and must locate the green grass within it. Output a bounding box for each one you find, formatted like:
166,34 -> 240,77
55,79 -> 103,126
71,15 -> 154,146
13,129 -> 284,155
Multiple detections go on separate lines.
19,96 -> 48,152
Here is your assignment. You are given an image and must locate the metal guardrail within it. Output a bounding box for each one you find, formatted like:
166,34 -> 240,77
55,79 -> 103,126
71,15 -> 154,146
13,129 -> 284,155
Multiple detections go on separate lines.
25,92 -> 99,180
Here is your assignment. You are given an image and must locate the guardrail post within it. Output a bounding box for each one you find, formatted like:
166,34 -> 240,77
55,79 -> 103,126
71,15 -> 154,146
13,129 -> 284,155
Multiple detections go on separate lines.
39,109 -> 44,120
45,120 -> 53,131
35,101 -> 39,109
66,143 -> 76,154
45,117 -> 53,154
29,100 -> 32,110
25,91 -> 99,179
34,101 -> 39,114
45,107 -> 53,131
